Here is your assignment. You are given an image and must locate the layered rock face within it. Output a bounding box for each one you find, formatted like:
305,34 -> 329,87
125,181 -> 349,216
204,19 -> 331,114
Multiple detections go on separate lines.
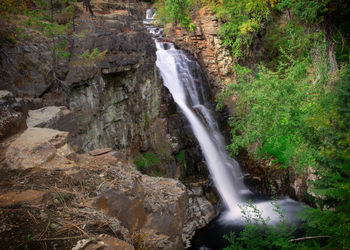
0,1 -> 165,156
65,2 -> 161,153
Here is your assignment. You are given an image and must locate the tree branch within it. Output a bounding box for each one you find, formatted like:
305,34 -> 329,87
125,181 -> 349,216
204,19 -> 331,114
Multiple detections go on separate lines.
290,235 -> 331,243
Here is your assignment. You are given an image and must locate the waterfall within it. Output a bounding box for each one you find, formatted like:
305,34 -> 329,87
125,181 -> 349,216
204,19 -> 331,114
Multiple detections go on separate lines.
145,11 -> 304,224
155,42 -> 246,217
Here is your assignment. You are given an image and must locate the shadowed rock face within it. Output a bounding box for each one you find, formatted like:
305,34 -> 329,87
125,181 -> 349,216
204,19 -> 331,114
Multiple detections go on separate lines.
0,90 -> 27,140
64,2 -> 161,153
0,1 -> 161,155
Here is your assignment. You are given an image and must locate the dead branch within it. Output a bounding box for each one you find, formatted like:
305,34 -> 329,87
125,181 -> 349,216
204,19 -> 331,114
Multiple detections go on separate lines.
290,235 -> 331,243
31,235 -> 85,241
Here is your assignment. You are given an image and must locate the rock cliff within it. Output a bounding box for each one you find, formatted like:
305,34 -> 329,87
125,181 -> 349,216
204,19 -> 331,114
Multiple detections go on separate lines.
0,0 -> 216,248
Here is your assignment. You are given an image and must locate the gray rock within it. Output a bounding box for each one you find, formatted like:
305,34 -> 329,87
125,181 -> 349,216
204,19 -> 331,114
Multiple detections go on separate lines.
26,106 -> 72,129
5,127 -> 73,169
182,194 -> 216,248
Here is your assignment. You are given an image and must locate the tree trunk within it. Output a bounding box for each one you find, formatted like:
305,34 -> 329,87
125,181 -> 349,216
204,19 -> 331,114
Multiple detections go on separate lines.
83,0 -> 94,17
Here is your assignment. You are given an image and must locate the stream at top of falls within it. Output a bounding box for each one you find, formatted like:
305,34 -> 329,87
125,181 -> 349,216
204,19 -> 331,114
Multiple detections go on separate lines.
144,10 -> 305,249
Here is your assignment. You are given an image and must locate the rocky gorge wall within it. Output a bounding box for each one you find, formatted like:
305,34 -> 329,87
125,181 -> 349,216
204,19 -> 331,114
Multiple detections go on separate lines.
0,0 -> 217,249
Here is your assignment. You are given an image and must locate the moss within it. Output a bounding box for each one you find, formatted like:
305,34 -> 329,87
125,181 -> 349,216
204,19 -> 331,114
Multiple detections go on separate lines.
134,152 -> 160,173
144,112 -> 150,129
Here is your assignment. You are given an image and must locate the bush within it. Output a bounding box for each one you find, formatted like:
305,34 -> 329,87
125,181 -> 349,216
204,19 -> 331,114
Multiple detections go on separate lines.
155,0 -> 195,30
213,0 -> 276,59
277,0 -> 330,23
134,152 -> 160,173
227,51 -> 330,170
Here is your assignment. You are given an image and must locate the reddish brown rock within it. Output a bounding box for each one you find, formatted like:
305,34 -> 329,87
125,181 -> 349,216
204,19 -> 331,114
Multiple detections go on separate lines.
167,7 -> 234,97
0,190 -> 50,207
89,148 -> 112,156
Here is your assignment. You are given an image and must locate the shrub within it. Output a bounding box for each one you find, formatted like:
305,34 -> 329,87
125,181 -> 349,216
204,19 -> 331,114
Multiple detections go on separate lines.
213,0 -> 276,59
155,0 -> 195,30
277,0 -> 330,23
134,152 -> 160,173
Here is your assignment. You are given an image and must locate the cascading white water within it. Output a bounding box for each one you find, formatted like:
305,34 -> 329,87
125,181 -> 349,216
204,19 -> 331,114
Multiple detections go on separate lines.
145,11 -> 305,225
155,43 -> 245,216
146,9 -> 155,19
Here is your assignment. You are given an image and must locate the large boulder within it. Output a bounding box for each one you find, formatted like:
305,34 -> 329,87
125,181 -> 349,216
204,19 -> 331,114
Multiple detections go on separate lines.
5,127 -> 75,169
90,154 -> 188,249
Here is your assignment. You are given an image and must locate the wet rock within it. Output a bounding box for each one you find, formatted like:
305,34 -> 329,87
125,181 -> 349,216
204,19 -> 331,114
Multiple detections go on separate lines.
0,190 -> 50,207
5,127 -> 74,169
238,149 -> 309,201
168,7 -> 233,93
0,90 -> 27,140
182,191 -> 216,248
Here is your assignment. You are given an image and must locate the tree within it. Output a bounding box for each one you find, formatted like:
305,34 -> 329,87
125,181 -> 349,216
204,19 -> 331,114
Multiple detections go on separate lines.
82,0 -> 94,16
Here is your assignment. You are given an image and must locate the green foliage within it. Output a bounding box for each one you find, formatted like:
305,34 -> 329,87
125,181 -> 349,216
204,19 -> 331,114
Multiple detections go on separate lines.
300,65 -> 350,249
213,0 -> 276,59
165,0 -> 192,27
23,0 -> 77,81
175,150 -> 187,169
134,152 -> 160,173
216,0 -> 350,248
80,48 -> 107,67
222,13 -> 350,249
277,0 -> 330,23
227,51 -> 330,170
155,0 -> 195,30
144,112 -> 150,129
263,20 -> 323,69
